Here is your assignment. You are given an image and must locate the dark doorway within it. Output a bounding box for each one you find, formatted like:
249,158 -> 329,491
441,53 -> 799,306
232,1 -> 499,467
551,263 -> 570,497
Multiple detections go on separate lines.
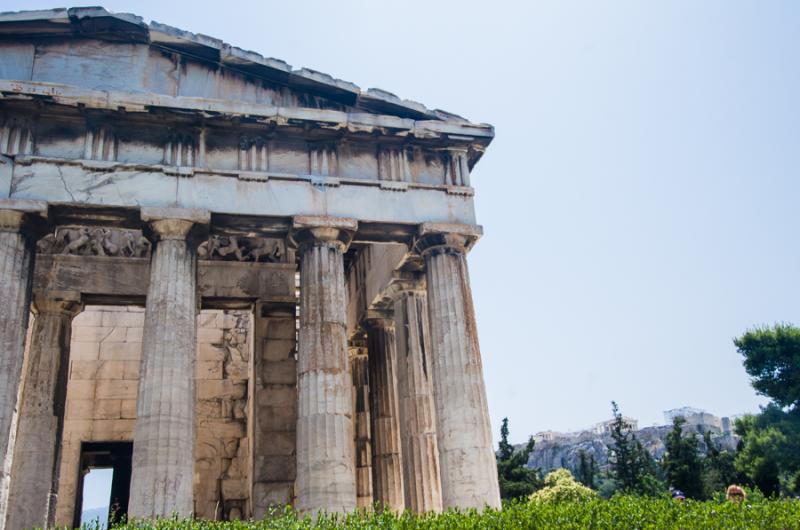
73,442 -> 133,529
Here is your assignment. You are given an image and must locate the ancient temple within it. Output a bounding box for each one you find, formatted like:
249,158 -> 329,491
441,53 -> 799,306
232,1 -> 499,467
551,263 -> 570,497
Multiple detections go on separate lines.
0,7 -> 499,528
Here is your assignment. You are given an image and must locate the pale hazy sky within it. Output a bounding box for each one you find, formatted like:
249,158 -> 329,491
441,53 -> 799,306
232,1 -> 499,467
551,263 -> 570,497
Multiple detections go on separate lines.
6,1 -> 799,446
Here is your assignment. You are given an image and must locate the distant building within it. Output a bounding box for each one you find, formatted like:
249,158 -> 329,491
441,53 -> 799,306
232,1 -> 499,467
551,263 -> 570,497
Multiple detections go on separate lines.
534,431 -> 563,442
593,416 -> 638,435
664,407 -> 723,432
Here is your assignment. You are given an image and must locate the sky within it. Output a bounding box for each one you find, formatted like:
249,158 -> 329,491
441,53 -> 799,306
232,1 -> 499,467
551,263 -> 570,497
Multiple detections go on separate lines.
5,0 -> 800,445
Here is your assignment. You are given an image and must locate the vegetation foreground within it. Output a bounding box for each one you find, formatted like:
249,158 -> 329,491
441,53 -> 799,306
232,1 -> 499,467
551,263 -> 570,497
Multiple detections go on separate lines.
93,496 -> 800,530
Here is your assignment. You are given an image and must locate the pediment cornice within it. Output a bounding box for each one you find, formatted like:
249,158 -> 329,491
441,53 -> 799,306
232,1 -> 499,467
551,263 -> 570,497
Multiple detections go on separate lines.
0,7 -> 493,134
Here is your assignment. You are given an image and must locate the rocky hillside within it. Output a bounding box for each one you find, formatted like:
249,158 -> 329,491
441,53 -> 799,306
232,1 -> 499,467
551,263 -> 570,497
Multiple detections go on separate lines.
522,426 -> 738,473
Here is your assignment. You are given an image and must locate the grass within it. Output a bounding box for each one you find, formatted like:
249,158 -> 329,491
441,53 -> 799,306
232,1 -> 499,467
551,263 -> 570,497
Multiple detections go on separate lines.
87,496 -> 800,530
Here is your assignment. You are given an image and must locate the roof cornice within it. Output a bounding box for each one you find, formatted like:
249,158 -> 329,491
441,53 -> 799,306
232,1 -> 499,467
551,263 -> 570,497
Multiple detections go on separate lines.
0,6 -> 493,130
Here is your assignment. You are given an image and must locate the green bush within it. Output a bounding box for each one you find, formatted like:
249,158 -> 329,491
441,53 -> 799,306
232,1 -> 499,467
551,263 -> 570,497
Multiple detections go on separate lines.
529,468 -> 597,504
93,496 -> 800,530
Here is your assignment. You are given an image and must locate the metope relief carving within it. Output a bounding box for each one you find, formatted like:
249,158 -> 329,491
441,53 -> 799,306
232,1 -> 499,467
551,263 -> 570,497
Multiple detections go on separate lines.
198,236 -> 285,263
37,226 -> 151,258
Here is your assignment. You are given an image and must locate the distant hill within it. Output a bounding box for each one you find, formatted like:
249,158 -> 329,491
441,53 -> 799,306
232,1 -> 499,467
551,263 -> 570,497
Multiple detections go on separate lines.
80,506 -> 108,530
520,414 -> 739,474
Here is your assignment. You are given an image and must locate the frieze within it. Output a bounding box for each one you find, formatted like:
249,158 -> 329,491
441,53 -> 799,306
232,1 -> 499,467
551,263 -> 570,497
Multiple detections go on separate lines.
37,226 -> 151,258
198,235 -> 285,263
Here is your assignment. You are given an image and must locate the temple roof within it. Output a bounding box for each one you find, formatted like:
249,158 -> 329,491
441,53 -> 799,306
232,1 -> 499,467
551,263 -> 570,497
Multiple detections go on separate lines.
0,6 -> 492,134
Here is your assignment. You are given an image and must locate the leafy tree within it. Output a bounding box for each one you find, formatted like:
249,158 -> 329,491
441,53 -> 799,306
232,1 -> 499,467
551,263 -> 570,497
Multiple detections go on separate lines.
529,468 -> 597,503
734,414 -> 785,496
735,323 -> 800,410
575,450 -> 599,490
733,325 -> 800,496
607,402 -> 664,496
702,430 -> 739,497
661,417 -> 704,499
496,417 -> 542,499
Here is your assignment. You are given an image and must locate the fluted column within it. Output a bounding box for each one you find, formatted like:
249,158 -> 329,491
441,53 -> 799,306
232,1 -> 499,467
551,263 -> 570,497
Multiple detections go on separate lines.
415,223 -> 500,509
349,341 -> 373,510
6,292 -> 82,530
129,208 -> 209,518
365,316 -> 404,512
292,216 -> 357,514
0,205 -> 43,527
392,282 -> 443,513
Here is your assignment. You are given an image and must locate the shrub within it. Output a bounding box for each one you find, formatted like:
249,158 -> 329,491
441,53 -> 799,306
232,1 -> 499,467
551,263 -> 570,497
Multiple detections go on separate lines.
529,468 -> 598,504
97,495 -> 800,530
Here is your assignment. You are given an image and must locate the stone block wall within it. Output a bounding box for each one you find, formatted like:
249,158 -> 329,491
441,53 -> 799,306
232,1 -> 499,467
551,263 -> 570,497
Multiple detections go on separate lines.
54,306 -> 253,526
250,303 -> 297,517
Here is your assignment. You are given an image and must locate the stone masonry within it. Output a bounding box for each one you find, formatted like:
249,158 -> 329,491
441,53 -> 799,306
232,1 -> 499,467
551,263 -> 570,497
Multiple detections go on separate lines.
0,7 -> 499,527
53,306 -> 252,526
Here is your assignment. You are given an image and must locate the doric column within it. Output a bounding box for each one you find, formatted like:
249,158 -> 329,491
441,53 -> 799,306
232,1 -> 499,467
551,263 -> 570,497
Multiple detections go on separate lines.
292,216 -> 357,514
6,291 -> 82,530
391,280 -> 443,513
129,208 -> 209,518
349,339 -> 373,510
414,223 -> 500,509
364,316 -> 404,512
0,202 -> 45,527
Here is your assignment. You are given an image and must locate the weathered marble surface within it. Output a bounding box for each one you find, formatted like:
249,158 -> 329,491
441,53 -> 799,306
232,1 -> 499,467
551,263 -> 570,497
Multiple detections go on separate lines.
32,254 -> 295,304
294,219 -> 357,514
393,288 -> 443,513
8,161 -> 477,227
251,302 -> 298,517
0,209 -> 36,528
5,294 -> 81,530
350,350 -> 373,509
129,214 -> 205,518
366,318 -> 404,512
419,229 -> 500,510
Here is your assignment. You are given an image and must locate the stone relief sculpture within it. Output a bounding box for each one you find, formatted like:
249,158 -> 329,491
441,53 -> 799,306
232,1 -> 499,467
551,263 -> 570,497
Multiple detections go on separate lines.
198,236 -> 284,263
37,227 -> 151,258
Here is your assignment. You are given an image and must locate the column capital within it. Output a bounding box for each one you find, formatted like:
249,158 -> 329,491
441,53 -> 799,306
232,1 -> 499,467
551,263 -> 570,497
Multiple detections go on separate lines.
290,216 -> 357,253
141,207 -> 210,242
362,310 -> 395,332
384,275 -> 426,301
32,290 -> 83,317
348,335 -> 369,358
413,223 -> 482,257
0,200 -> 49,237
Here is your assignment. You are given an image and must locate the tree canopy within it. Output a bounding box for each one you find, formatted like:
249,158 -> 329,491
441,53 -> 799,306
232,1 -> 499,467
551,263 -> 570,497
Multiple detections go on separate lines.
661,417 -> 704,499
496,417 -> 542,499
608,402 -> 663,496
735,323 -> 800,410
733,324 -> 800,496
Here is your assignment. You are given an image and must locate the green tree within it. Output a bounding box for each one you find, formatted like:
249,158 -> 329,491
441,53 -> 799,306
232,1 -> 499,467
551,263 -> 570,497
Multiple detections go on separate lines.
607,401 -> 664,496
733,325 -> 800,495
734,414 -> 785,496
575,450 -> 599,490
496,417 -> 542,499
661,417 -> 704,499
702,430 -> 739,497
735,323 -> 800,410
